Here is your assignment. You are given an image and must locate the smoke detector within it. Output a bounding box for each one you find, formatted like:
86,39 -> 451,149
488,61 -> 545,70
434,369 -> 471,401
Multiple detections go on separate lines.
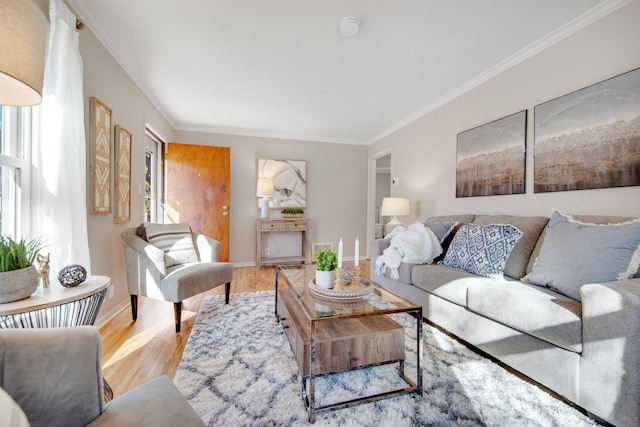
340,16 -> 360,36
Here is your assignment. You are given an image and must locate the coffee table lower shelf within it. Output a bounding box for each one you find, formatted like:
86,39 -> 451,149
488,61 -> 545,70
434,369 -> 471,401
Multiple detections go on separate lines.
276,287 -> 422,422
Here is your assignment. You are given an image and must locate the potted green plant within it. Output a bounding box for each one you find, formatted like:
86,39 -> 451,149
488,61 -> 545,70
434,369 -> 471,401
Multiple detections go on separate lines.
281,208 -> 304,218
315,249 -> 337,289
0,236 -> 44,303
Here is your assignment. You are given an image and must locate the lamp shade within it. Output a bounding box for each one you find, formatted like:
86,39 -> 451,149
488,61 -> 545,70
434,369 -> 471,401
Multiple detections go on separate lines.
256,178 -> 274,198
380,197 -> 410,217
0,0 -> 48,106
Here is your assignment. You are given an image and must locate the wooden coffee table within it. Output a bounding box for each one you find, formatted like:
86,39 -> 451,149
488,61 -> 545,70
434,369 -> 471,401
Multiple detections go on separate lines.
276,264 -> 422,422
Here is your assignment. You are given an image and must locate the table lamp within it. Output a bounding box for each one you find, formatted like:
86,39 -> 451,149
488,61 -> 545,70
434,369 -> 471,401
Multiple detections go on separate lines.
380,197 -> 410,236
256,178 -> 274,219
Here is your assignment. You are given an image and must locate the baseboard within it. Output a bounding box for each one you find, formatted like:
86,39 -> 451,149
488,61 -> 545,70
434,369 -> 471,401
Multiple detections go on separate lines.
95,298 -> 129,329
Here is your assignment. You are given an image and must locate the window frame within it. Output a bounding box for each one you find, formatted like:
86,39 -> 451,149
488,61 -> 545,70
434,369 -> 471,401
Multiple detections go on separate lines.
144,126 -> 164,223
0,106 -> 34,238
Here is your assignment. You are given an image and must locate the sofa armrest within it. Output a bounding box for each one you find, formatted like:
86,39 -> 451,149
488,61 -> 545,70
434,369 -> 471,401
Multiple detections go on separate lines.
121,229 -> 166,275
0,326 -> 103,426
194,233 -> 221,262
87,376 -> 205,427
580,278 -> 640,426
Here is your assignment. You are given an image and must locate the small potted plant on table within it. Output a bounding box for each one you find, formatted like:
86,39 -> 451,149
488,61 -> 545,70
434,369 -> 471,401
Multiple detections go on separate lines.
0,236 -> 44,303
281,208 -> 304,218
315,249 -> 337,289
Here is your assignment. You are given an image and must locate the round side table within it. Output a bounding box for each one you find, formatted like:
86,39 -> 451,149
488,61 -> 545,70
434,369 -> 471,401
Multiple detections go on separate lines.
0,275 -> 110,328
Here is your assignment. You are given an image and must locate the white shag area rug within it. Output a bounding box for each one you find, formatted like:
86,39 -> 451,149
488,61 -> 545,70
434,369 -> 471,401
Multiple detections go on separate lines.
174,291 -> 597,427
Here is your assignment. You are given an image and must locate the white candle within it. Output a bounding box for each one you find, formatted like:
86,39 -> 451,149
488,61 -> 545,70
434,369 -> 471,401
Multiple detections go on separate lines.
354,237 -> 359,267
338,237 -> 343,268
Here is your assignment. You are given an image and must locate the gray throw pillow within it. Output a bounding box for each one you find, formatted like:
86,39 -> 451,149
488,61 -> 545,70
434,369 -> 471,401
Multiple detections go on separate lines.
439,223 -> 523,279
527,210 -> 640,301
427,222 -> 458,245
145,222 -> 199,267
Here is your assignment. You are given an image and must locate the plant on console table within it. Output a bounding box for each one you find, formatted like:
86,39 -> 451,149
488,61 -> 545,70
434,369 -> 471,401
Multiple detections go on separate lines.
281,208 -> 304,218
315,249 -> 337,289
0,236 -> 44,303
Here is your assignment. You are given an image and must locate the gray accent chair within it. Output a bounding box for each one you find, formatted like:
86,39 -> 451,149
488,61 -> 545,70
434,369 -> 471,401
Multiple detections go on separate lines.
0,326 -> 205,427
121,227 -> 234,333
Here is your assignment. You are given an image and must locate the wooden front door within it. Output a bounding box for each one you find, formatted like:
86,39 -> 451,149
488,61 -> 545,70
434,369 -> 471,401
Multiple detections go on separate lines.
164,143 -> 230,261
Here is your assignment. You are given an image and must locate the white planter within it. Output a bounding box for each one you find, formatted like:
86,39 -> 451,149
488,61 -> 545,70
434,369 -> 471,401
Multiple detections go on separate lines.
0,266 -> 39,303
315,269 -> 335,289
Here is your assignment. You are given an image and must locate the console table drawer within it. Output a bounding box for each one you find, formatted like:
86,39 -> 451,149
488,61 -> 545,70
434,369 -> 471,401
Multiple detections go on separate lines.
261,221 -> 284,230
285,221 -> 305,229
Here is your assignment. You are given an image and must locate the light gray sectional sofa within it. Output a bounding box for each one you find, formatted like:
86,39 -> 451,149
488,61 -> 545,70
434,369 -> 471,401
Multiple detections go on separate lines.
370,211 -> 640,427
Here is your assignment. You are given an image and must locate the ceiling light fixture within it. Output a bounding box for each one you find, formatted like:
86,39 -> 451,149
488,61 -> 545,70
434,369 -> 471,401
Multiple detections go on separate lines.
340,16 -> 360,37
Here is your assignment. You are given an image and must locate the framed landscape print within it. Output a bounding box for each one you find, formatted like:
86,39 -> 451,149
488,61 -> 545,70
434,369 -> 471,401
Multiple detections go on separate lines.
455,110 -> 527,197
114,125 -> 132,224
534,67 -> 640,193
257,159 -> 306,208
89,97 -> 112,214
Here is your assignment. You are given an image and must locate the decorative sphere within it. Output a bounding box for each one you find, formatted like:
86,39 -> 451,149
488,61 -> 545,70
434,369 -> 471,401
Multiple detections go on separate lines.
58,264 -> 87,287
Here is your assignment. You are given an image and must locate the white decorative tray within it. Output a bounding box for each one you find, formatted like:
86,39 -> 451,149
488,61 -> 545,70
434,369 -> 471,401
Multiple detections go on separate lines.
307,278 -> 373,301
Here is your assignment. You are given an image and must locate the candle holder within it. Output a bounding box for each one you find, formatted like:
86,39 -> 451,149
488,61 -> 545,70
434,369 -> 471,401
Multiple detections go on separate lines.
351,265 -> 361,288
334,268 -> 345,290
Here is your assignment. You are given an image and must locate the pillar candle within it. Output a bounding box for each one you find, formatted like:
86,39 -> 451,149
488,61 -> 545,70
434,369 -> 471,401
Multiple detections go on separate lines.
354,237 -> 359,267
338,237 -> 343,268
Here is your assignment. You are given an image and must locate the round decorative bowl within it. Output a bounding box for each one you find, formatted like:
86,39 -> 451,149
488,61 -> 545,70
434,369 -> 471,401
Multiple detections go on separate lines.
307,277 -> 373,301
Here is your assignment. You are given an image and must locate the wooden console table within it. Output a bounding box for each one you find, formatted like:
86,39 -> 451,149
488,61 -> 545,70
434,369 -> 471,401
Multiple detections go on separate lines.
0,275 -> 111,328
256,218 -> 308,268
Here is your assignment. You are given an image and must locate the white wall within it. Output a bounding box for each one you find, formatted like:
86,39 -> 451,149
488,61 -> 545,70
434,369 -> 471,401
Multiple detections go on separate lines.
79,25 -> 175,324
73,1 -> 640,325
171,131 -> 368,265
369,1 -> 640,221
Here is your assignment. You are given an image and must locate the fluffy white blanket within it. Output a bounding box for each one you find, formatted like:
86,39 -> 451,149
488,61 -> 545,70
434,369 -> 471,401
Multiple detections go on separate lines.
375,223 -> 443,280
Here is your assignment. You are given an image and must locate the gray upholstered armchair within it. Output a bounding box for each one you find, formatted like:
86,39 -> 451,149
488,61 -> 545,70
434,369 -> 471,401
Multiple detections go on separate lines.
121,223 -> 234,333
0,326 -> 204,427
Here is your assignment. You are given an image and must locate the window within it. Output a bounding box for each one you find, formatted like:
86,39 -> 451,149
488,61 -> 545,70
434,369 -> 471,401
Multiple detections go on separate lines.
0,106 -> 33,238
144,126 -> 164,223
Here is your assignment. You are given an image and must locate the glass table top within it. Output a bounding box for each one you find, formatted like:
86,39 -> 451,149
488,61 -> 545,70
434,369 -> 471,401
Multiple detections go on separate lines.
277,264 -> 420,321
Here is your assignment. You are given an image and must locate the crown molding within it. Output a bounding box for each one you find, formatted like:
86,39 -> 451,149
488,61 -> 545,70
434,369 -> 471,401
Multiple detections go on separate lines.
367,0 -> 633,145
68,0 -> 632,146
66,0 -> 178,130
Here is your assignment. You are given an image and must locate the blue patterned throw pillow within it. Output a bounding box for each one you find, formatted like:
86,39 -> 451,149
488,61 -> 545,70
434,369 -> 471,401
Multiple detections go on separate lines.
440,223 -> 523,279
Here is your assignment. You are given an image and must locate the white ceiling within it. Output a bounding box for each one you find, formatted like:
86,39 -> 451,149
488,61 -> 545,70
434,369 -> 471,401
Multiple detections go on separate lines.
68,0 -> 627,144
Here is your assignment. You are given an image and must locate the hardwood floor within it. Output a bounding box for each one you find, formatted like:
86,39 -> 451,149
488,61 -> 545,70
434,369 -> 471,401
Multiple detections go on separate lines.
99,261 -> 370,397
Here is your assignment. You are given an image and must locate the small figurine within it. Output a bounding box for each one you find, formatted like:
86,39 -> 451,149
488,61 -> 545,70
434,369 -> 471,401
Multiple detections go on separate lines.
36,253 -> 51,288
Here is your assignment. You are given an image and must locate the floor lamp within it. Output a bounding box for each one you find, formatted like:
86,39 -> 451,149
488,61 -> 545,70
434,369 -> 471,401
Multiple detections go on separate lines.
381,197 -> 410,236
257,178 -> 274,219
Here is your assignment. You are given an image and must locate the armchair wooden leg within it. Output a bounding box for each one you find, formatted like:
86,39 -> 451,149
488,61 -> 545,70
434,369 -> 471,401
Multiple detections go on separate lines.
174,302 -> 182,333
130,295 -> 138,321
225,282 -> 231,304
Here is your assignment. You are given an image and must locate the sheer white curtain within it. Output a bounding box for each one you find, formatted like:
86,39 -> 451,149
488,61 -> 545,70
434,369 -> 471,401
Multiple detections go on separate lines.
38,0 -> 91,275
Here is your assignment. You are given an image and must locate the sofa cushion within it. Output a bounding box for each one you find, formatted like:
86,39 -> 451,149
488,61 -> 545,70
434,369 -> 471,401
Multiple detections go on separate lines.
426,222 -> 458,245
378,263 -> 414,284
439,223 -> 523,279
467,280 -> 583,353
145,222 -> 199,268
424,214 -> 475,257
527,210 -> 640,301
411,264 -> 488,306
472,215 -> 548,279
